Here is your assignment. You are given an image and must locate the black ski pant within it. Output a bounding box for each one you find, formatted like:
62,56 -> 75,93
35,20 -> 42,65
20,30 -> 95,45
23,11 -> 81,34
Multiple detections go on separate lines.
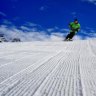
65,32 -> 75,40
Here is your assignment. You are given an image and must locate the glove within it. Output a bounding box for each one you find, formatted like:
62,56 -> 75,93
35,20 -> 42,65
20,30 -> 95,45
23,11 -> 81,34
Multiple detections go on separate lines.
76,28 -> 80,32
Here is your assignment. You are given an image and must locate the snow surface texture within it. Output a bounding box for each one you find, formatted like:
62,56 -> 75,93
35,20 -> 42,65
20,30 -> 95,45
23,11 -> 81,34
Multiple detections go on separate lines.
0,40 -> 96,96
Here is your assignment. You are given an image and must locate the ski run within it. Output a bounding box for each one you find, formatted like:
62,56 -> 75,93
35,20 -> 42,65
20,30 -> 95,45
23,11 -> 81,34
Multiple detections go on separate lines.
0,39 -> 96,96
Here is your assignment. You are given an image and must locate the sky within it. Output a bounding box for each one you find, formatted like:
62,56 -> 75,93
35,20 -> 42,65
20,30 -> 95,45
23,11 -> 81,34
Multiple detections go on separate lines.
0,0 -> 96,41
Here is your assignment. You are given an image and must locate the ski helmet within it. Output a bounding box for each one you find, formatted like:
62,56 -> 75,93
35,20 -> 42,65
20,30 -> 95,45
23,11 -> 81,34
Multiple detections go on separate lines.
74,19 -> 78,21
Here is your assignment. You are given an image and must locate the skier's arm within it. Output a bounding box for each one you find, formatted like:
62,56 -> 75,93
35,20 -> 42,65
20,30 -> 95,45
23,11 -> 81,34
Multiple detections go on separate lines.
69,22 -> 73,29
76,24 -> 80,32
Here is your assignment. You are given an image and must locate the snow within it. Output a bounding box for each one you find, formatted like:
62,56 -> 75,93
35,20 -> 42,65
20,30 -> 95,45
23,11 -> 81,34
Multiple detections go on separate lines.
0,40 -> 96,96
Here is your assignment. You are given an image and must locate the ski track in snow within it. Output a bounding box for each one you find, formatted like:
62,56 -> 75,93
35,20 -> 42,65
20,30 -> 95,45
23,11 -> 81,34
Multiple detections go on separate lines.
0,40 -> 96,96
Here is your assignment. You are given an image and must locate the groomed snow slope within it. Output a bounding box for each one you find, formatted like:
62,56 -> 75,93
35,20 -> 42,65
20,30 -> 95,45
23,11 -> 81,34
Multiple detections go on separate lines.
0,40 -> 96,96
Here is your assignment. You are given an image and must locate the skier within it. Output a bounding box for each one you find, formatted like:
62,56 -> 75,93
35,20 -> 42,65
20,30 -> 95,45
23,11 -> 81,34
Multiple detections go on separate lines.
65,19 -> 80,41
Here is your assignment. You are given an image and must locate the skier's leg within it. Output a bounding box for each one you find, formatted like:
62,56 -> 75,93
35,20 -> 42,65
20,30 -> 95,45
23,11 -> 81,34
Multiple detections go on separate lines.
65,33 -> 72,40
69,32 -> 75,40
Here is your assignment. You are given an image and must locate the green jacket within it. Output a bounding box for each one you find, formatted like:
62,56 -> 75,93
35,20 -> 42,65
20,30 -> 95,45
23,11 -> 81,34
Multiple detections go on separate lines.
69,22 -> 80,33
